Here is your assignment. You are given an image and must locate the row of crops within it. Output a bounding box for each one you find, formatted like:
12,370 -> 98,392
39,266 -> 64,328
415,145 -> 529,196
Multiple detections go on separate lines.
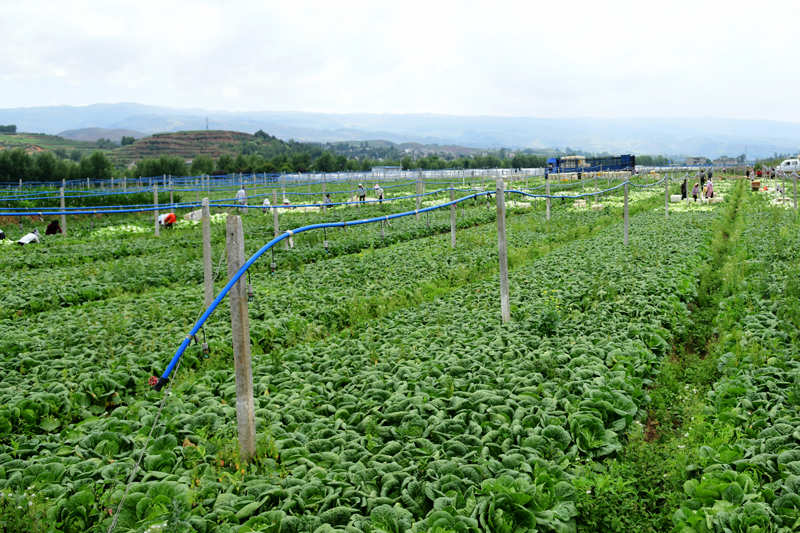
671,196 -> 800,532
1,178 -> 767,533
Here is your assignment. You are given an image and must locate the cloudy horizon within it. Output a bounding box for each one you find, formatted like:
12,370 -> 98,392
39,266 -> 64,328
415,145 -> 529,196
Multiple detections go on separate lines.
1,0 -> 798,122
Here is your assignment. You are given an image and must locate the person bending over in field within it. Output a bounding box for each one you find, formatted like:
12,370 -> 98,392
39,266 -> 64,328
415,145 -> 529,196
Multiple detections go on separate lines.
160,212 -> 177,229
705,179 -> 714,199
18,229 -> 40,246
262,197 -> 271,214
45,220 -> 62,235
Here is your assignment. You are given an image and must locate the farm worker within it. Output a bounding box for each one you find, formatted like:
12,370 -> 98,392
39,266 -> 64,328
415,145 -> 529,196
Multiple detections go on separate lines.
680,178 -> 688,199
158,213 -> 167,225
705,180 -> 714,199
374,184 -> 384,203
357,184 -> 366,202
283,198 -> 293,210
746,168 -> 751,179
691,183 -> 700,201
0,228 -> 5,240
236,187 -> 246,205
700,172 -> 706,189
18,229 -> 40,246
45,220 -> 62,235
160,213 -> 177,228
323,194 -> 332,208
261,197 -> 271,214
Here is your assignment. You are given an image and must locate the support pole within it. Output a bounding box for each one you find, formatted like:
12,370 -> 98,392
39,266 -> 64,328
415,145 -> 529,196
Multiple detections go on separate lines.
496,178 -> 511,323
273,190 -> 286,250
154,184 -> 160,237
794,176 -> 798,211
195,179 -> 199,204
416,180 -> 422,217
545,176 -> 551,221
169,177 -> 174,205
450,186 -> 456,249
60,187 -> 67,236
225,216 -> 256,464
623,181 -> 629,247
322,180 -> 327,215
202,198 -> 214,309
664,175 -> 669,220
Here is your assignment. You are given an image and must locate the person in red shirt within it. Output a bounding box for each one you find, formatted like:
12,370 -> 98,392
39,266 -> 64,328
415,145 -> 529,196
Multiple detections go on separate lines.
162,213 -> 177,229
45,220 -> 62,235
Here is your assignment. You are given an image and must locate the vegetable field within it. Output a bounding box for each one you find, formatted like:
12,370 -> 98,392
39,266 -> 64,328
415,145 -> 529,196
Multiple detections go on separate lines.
3,175 -> 795,533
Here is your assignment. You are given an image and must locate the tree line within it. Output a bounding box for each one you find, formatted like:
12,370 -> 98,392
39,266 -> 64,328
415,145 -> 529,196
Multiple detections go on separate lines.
2,139 -> 687,184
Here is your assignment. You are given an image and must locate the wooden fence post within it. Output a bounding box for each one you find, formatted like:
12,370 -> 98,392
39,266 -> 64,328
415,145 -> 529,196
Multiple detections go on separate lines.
60,187 -> 67,236
623,181 -> 629,246
664,175 -> 669,220
225,215 -> 256,464
202,198 -> 214,309
545,177 -> 551,221
154,184 -> 160,237
496,178 -> 511,323
450,186 -> 456,249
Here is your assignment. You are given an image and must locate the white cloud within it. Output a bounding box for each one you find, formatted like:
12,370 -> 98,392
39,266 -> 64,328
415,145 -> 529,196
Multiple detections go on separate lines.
1,0 -> 799,121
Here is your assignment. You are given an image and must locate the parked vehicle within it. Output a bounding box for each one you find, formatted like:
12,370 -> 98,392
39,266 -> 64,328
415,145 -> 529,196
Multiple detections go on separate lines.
778,158 -> 800,173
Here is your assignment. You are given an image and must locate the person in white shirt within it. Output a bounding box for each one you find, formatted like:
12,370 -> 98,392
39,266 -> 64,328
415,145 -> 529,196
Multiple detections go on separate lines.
18,229 -> 40,246
262,197 -> 271,214
236,187 -> 247,214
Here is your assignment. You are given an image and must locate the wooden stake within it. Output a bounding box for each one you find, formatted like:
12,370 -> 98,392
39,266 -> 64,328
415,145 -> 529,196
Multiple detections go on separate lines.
496,178 -> 510,323
60,187 -> 67,236
154,184 -> 160,237
450,186 -> 456,249
623,181 -> 629,246
202,198 -> 213,309
225,215 -> 256,464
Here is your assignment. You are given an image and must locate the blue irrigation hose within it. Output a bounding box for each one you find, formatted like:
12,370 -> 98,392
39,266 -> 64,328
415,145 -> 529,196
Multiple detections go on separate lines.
153,190 -> 493,390
154,179 -> 633,389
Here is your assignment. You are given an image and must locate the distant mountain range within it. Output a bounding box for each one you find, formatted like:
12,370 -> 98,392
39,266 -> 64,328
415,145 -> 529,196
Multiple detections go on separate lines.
2,102 -> 799,158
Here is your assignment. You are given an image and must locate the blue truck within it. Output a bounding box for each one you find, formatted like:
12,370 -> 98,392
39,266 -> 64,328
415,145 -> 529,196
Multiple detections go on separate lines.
546,154 -> 636,175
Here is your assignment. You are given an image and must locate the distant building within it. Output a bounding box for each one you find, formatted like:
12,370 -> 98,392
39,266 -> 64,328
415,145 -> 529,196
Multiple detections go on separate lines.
686,157 -> 705,165
713,157 -> 736,166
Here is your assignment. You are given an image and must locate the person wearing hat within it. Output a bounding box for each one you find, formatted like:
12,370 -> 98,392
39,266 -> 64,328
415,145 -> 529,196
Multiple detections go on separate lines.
45,220 -> 62,235
705,179 -> 714,199
18,229 -> 40,246
282,197 -> 294,210
262,196 -> 271,214
357,183 -> 366,202
373,184 -> 384,204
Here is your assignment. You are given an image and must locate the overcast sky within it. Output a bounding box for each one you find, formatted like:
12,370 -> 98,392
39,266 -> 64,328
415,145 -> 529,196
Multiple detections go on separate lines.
1,0 -> 797,121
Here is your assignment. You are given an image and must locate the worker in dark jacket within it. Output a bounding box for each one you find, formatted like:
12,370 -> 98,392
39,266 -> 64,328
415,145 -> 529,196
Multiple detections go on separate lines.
45,220 -> 62,235
680,178 -> 688,199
